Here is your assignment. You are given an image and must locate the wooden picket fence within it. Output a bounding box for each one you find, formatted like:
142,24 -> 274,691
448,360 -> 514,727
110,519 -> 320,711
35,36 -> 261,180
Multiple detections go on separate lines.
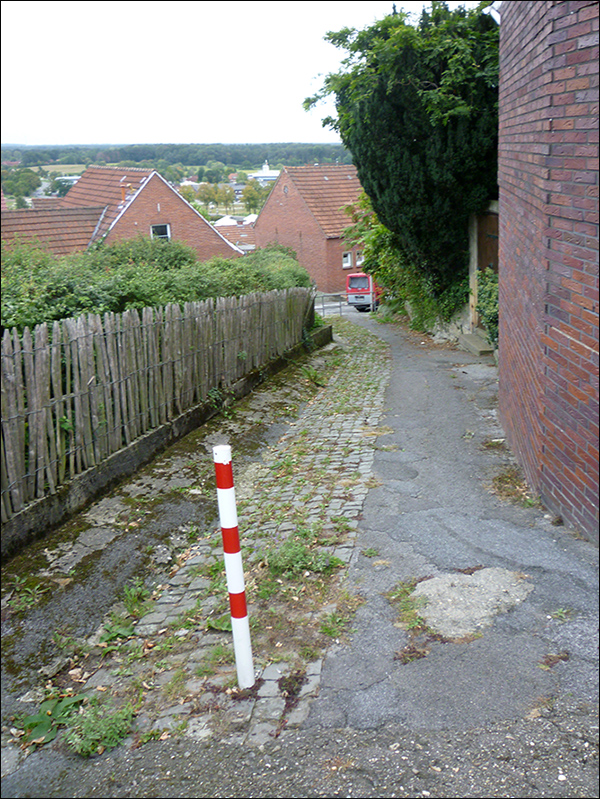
1,288 -> 314,523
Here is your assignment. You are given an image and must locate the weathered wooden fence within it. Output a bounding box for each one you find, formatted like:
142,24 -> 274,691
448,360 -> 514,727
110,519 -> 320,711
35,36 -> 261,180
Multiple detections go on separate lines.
1,288 -> 314,523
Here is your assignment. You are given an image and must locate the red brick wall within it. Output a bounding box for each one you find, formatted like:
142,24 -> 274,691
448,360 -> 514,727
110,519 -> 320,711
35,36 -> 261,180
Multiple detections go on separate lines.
106,174 -> 240,260
498,0 -> 599,541
254,176 -> 362,293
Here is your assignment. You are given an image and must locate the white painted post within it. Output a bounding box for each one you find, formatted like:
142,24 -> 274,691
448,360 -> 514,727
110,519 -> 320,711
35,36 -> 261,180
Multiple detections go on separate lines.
212,444 -> 255,688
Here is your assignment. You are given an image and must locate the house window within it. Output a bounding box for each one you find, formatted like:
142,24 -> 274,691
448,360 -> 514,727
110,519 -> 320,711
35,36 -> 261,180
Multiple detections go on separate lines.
151,224 -> 170,240
342,252 -> 353,269
356,251 -> 364,267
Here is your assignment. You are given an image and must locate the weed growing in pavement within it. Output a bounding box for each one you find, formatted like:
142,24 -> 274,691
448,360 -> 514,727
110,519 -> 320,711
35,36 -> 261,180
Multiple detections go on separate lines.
206,613 -> 233,631
331,516 -> 352,535
199,560 -> 227,592
99,620 -> 135,655
138,729 -> 162,745
267,539 -> 343,577
163,667 -> 187,700
387,579 -> 431,633
271,455 -> 296,477
64,698 -> 134,757
319,612 -> 347,638
125,641 -> 145,663
171,718 -> 190,736
195,643 -> 235,677
550,608 -> 573,622
122,577 -> 152,618
539,651 -> 570,670
20,693 -> 86,747
153,633 -> 180,653
182,523 -> 203,542
300,365 -> 327,387
491,465 -> 541,507
278,670 -> 308,713
52,631 -> 89,657
362,548 -> 379,558
482,438 -> 507,451
256,576 -> 280,600
299,645 -> 322,661
394,643 -> 430,664
170,603 -> 203,631
6,575 -> 50,612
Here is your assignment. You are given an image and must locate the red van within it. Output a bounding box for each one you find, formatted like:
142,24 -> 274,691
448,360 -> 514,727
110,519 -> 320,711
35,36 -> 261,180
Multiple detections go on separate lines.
346,272 -> 381,312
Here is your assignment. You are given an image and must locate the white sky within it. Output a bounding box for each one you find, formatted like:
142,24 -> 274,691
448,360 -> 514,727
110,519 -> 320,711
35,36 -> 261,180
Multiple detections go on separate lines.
1,0 -> 481,147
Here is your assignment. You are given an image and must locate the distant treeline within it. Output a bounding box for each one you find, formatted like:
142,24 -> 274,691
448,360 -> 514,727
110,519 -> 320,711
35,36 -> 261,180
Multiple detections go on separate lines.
1,142 -> 351,168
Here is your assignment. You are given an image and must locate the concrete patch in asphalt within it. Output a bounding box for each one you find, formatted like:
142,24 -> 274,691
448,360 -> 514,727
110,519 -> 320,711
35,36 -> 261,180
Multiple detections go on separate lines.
412,567 -> 534,638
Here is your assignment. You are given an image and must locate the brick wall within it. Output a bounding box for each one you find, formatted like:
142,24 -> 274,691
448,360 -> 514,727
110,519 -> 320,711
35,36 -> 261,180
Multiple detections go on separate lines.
107,174 -> 240,260
498,0 -> 599,541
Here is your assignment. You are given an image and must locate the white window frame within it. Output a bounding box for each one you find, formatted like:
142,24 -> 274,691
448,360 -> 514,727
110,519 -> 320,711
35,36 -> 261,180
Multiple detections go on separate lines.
342,251 -> 353,269
151,223 -> 171,240
356,250 -> 364,267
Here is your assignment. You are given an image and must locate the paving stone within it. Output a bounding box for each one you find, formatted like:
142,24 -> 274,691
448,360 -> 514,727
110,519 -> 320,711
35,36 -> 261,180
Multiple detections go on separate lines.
252,696 -> 286,721
183,715 -> 213,741
243,720 -> 278,747
261,662 -> 290,681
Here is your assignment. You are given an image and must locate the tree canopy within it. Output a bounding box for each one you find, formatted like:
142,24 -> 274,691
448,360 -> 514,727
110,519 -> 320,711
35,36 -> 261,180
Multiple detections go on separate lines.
1,167 -> 42,198
305,1 -> 499,297
1,142 -> 352,170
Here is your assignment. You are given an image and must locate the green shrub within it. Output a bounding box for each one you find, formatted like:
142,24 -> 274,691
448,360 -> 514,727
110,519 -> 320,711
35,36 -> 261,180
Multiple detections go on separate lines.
1,238 -> 311,332
476,267 -> 499,347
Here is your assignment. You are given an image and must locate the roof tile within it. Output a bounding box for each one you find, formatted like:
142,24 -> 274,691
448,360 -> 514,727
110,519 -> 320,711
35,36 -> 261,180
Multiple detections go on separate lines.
59,165 -> 154,238
284,164 -> 361,237
1,207 -> 107,255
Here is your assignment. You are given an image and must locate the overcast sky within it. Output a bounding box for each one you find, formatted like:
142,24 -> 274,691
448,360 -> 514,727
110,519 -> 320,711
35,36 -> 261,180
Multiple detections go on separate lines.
1,0 -> 482,147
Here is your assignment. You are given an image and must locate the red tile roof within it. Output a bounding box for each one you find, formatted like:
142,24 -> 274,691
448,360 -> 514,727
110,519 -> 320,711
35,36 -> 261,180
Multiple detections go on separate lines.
31,197 -> 63,210
283,164 -> 361,237
215,224 -> 256,249
1,207 -> 107,256
59,165 -> 154,238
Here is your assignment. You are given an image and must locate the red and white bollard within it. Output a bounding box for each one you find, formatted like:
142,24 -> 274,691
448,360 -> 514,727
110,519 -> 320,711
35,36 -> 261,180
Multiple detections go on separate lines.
212,444 -> 255,688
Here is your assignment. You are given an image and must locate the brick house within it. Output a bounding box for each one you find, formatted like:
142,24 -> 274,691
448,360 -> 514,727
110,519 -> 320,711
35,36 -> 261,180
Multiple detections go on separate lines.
253,164 -> 364,292
498,0 -> 598,541
1,166 -> 242,259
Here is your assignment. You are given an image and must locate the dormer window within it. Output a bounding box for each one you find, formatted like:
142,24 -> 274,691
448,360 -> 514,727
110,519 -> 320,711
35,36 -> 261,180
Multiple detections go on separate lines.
151,224 -> 170,240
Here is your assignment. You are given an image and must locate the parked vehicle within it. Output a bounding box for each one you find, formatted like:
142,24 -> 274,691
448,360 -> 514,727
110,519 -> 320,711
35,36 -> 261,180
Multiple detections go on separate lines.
346,272 -> 382,312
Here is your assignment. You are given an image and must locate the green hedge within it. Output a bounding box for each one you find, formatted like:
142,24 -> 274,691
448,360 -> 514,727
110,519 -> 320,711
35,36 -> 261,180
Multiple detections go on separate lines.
1,238 -> 311,332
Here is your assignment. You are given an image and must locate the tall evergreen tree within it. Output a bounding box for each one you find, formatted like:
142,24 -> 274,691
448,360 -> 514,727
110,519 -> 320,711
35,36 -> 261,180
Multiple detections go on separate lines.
305,1 -> 499,295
